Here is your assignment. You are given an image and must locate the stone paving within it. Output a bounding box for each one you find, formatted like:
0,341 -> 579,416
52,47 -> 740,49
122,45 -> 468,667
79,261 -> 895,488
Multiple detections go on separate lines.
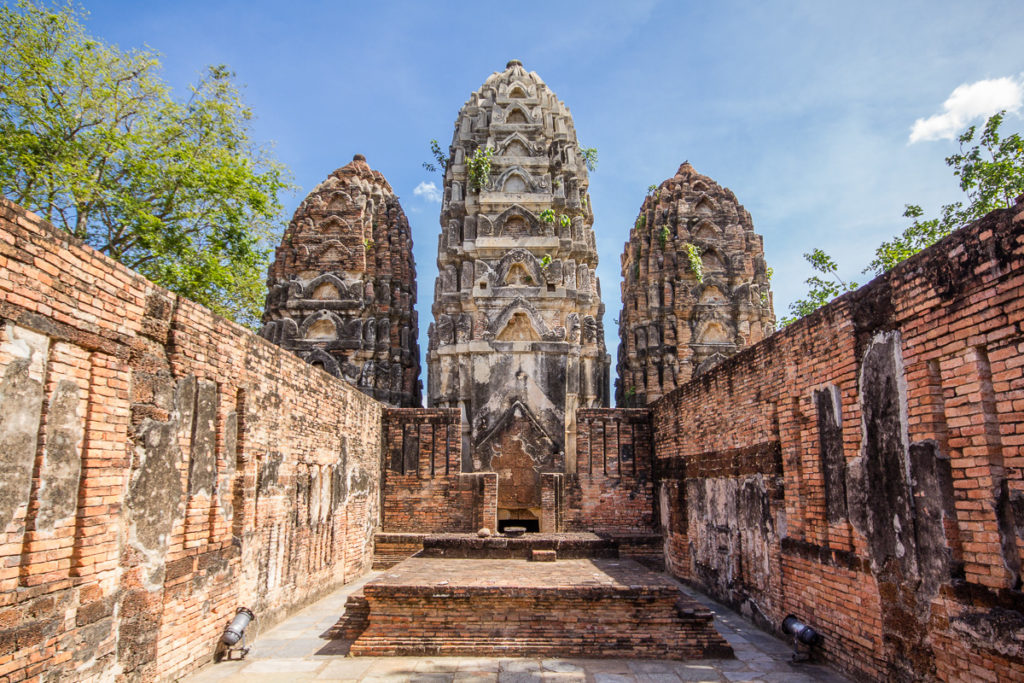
183,571 -> 850,682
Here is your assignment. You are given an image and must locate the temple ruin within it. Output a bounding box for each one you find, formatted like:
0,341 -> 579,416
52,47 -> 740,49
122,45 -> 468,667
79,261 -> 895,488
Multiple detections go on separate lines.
1,60 -> 1023,683
616,162 -> 775,405
262,154 -> 421,407
426,60 -> 610,528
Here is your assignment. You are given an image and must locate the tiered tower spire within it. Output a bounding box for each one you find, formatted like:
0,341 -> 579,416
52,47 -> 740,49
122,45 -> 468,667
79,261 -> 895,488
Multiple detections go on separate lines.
427,61 -> 610,520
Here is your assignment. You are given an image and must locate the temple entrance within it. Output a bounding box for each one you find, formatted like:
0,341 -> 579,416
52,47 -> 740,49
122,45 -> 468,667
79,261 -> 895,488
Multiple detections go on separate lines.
489,423 -> 542,527
475,400 -> 557,530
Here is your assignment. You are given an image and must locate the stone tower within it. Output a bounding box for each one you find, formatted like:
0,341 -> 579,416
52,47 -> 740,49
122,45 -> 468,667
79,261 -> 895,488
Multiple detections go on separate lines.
616,163 -> 774,406
427,60 -> 610,524
261,154 -> 421,407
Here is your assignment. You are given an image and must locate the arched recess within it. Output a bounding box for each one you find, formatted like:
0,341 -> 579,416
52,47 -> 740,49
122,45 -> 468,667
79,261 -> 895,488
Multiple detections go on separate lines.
494,166 -> 538,194
303,273 -> 347,300
692,218 -> 721,240
500,79 -> 535,99
693,194 -> 716,215
300,310 -> 344,340
696,321 -> 731,345
495,249 -> 544,287
310,237 -> 356,265
497,312 -> 541,341
506,108 -> 530,124
690,242 -> 730,277
697,280 -> 730,305
498,132 -> 535,157
324,190 -> 354,212
302,348 -> 340,377
488,297 -> 552,340
498,102 -> 535,126
495,204 -> 541,237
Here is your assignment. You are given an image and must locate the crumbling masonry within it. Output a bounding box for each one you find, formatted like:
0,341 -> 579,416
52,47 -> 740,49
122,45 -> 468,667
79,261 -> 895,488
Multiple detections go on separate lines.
262,154 -> 421,407
1,60 -> 1023,683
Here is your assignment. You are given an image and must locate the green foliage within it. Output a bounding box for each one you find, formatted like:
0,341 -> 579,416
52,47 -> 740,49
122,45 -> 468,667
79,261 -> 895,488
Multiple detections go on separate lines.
635,214 -> 646,230
784,112 -> 1022,326
647,184 -> 658,196
0,0 -> 290,328
623,385 -> 637,407
466,145 -> 495,192
683,242 -> 703,282
540,253 -> 552,268
559,213 -> 570,228
865,112 -> 1024,275
658,225 -> 670,249
780,249 -> 857,326
422,138 -> 449,175
580,146 -> 598,172
363,238 -> 374,251
766,266 -> 774,280
540,208 -> 556,223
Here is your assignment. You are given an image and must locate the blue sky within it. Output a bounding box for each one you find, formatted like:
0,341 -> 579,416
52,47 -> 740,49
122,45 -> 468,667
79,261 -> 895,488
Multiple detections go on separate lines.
77,0 -> 1024,397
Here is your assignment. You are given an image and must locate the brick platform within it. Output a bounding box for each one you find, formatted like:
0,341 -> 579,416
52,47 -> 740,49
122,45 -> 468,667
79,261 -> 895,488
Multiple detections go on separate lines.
347,558 -> 733,659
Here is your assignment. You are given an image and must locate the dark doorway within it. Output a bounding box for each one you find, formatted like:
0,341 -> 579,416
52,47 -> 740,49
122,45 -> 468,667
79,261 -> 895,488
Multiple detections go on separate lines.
499,519 -> 539,533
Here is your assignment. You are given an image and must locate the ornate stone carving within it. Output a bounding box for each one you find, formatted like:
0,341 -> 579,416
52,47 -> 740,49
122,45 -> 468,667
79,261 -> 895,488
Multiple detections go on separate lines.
427,61 -> 610,507
262,154 -> 421,406
615,162 -> 775,405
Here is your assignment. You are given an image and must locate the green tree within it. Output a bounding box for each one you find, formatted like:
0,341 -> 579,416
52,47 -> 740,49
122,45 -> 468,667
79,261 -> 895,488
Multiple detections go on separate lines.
782,111 -> 1022,325
0,0 -> 290,327
780,249 -> 857,327
866,111 -> 1024,275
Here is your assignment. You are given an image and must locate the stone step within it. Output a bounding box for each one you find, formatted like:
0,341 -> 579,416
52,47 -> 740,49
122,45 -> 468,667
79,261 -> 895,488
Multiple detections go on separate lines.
330,593 -> 370,641
346,557 -> 733,660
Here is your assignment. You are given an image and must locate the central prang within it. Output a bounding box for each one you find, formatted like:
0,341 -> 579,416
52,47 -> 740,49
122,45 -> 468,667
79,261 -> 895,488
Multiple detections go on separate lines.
426,60 -> 610,527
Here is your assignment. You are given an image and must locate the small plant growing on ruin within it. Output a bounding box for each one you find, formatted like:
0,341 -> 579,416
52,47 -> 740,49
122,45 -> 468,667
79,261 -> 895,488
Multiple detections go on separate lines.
760,289 -> 770,306
635,215 -> 646,230
540,254 -> 552,267
658,225 -> 670,248
580,196 -> 587,207
466,146 -> 495,192
540,208 -> 556,223
559,213 -> 570,228
684,242 -> 703,282
624,386 -> 637,407
580,146 -> 598,172
422,138 -> 449,175
363,238 -> 374,250
552,179 -> 561,189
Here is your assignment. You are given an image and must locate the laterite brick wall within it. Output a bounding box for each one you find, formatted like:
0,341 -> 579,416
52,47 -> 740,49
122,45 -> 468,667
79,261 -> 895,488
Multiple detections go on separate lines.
0,199 -> 383,682
654,198 -> 1024,681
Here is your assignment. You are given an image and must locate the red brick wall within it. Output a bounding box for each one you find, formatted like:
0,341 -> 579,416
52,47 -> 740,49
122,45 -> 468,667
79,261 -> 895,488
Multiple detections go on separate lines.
569,409 -> 656,534
0,199 -> 383,682
653,198 -> 1024,681
380,407 -> 657,536
380,408 -> 480,532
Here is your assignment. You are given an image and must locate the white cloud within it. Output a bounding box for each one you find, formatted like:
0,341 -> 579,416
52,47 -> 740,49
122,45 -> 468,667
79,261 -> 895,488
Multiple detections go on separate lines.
909,76 -> 1024,143
413,180 -> 442,203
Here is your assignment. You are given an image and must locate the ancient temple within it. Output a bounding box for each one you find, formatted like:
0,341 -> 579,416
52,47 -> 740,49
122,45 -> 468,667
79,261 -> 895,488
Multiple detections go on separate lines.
426,60 -> 610,525
615,163 -> 775,406
261,154 -> 421,407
